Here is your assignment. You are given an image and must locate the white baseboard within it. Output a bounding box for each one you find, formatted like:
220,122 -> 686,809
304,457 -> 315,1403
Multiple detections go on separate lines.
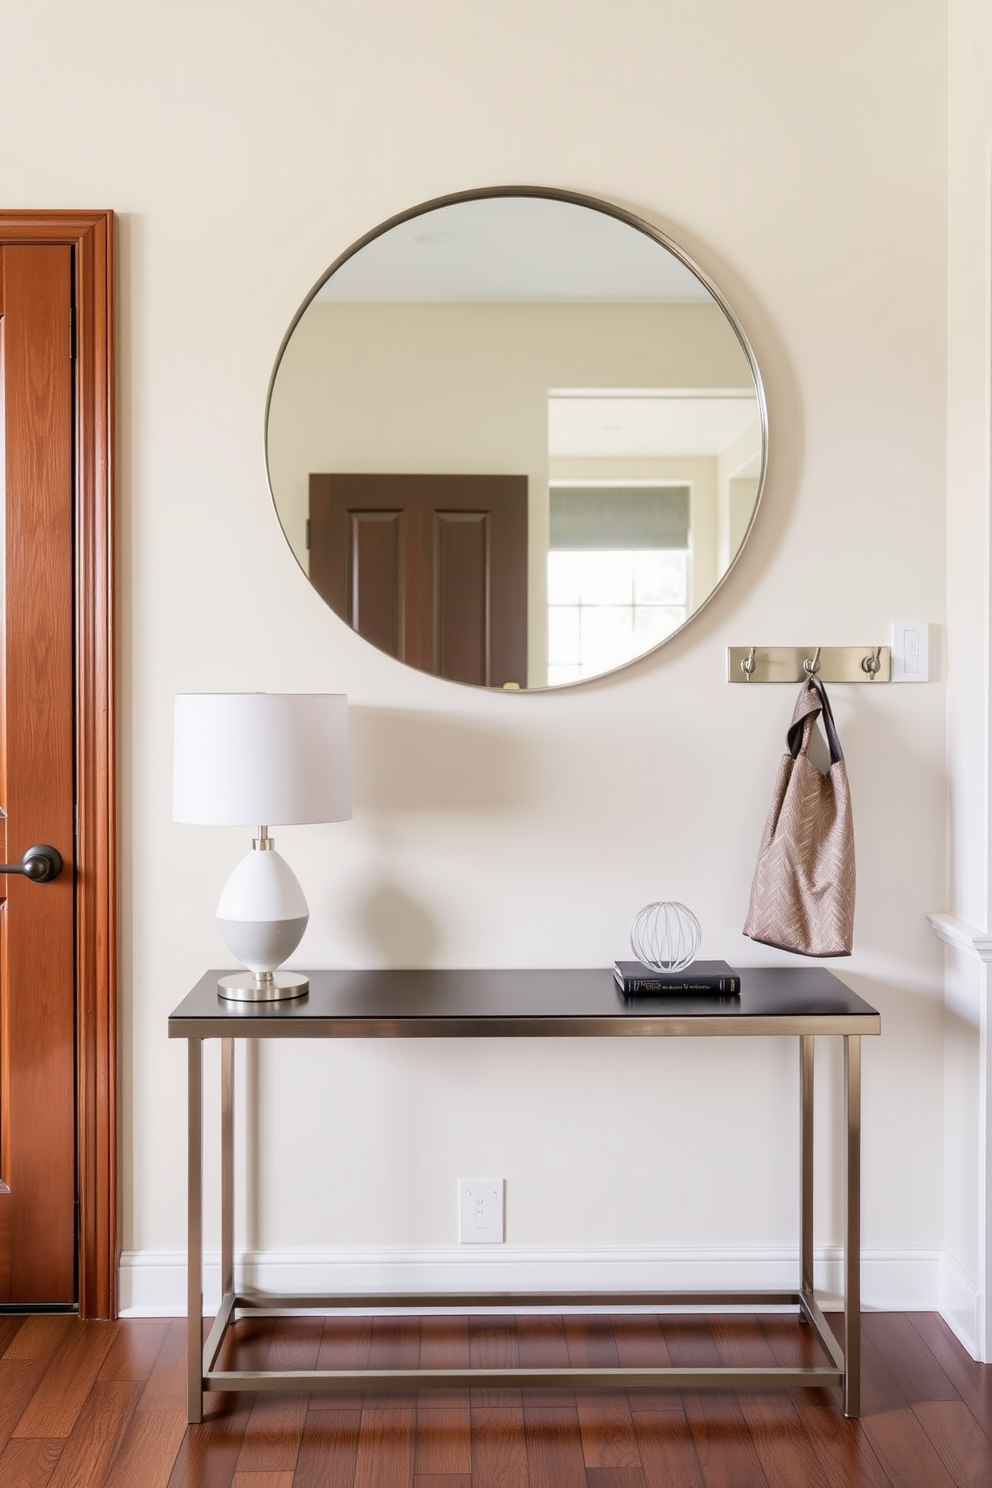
119,1245 -> 943,1318
939,1248 -> 983,1360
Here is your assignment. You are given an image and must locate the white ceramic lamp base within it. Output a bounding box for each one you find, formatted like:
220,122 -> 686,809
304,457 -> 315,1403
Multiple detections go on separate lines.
215,836 -> 310,1001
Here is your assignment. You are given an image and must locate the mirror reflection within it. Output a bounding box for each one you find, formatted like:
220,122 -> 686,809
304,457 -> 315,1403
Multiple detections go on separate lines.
266,191 -> 766,690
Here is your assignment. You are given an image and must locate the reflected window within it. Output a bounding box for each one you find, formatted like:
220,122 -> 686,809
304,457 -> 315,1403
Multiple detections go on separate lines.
547,484 -> 689,683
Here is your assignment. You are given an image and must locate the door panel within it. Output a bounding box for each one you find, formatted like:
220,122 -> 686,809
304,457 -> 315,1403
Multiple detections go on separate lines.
309,472 -> 528,688
0,244 -> 77,1304
435,511 -> 489,684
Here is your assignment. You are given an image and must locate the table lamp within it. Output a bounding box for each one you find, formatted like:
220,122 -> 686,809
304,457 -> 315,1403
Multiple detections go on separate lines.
173,692 -> 351,1001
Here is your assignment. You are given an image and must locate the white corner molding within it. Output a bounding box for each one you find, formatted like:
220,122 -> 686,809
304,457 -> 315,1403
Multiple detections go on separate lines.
940,1249 -> 983,1360
928,911 -> 992,962
118,1245 -> 942,1318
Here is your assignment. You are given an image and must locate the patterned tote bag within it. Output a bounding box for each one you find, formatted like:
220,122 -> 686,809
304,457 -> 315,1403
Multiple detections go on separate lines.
743,675 -> 855,956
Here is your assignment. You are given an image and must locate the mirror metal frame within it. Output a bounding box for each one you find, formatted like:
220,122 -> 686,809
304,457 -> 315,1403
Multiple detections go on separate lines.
265,185 -> 768,689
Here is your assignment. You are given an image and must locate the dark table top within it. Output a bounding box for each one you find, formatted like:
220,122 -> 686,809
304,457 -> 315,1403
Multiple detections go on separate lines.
168,967 -> 881,1040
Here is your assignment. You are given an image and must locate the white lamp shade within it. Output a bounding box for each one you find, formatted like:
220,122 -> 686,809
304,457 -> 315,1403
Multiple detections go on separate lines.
173,692 -> 352,826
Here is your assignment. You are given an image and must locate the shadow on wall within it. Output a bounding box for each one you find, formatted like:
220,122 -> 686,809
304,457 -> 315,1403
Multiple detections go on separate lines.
349,706 -> 531,813
353,879 -> 441,966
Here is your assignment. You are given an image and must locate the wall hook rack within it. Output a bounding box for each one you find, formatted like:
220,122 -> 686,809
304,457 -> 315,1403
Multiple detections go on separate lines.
727,646 -> 891,684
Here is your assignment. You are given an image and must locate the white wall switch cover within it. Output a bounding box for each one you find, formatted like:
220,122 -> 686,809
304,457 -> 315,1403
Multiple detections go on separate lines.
890,621 -> 930,682
458,1178 -> 504,1243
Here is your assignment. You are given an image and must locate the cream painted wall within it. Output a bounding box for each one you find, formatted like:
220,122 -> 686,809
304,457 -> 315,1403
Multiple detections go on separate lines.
0,0 -> 950,1309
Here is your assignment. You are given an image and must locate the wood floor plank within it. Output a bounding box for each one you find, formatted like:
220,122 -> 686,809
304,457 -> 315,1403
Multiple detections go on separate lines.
414,1406 -> 472,1477
470,1315 -> 522,1409
230,1473 -> 295,1488
165,1394 -> 254,1488
294,1409 -> 361,1488
43,1381 -> 142,1488
12,1322 -> 117,1438
856,1330 -> 962,1488
709,1315 -> 839,1488
101,1408 -> 187,1488
612,1313 -> 676,1370
574,1393 -> 644,1473
860,1407 -> 962,1488
469,1405 -> 528,1488
365,1316 -> 421,1409
417,1314 -> 470,1410
914,1398 -> 992,1487
516,1314 -> 578,1411
757,1313 -> 832,1371
2,1316 -> 73,1362
682,1392 -> 771,1488
631,1408 -> 706,1488
0,1314 -> 27,1353
311,1317 -> 373,1411
353,1405 -> 416,1488
234,1319 -> 317,1476
585,1470 -> 649,1487
413,1321 -> 472,1470
234,1390 -> 307,1476
413,1476 -> 472,1487
0,1437 -> 64,1488
613,1315 -> 681,1416
98,1319 -> 170,1382
739,1393 -> 847,1488
779,1388 -> 895,1488
137,1322 -> 186,1414
522,1402 -> 591,1488
864,1313 -> 960,1402
0,1361 -> 50,1456
660,1315 -> 723,1370
563,1317 -> 643,1471
909,1312 -> 992,1431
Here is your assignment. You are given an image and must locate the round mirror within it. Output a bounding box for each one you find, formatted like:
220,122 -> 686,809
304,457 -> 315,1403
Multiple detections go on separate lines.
266,188 -> 766,690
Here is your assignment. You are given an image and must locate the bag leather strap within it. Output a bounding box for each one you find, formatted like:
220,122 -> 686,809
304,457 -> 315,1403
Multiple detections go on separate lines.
786,677 -> 845,764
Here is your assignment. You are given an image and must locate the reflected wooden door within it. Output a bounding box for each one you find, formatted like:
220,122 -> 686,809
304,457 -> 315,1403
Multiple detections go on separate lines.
0,245 -> 77,1303
309,473 -> 528,688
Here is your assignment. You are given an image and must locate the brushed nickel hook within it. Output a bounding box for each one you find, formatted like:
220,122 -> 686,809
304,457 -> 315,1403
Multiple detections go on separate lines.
741,646 -> 756,682
803,647 -> 822,677
861,646 -> 882,680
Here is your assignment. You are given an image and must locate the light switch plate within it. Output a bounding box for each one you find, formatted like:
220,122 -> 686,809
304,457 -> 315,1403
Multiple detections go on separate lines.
458,1178 -> 504,1243
890,622 -> 930,682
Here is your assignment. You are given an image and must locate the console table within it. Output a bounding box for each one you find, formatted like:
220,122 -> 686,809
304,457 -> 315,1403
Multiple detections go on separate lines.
168,966 -> 880,1422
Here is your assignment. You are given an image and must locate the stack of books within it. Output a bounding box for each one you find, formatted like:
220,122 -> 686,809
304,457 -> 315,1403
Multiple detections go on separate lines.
613,959 -> 741,995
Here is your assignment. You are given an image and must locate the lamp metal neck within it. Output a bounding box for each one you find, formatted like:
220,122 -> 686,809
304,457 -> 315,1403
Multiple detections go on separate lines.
253,826 -> 274,851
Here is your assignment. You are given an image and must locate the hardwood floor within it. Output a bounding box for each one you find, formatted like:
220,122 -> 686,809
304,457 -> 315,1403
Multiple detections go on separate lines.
0,1311 -> 989,1487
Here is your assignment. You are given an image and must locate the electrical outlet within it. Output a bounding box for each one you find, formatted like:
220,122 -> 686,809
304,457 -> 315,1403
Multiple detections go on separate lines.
891,621 -> 930,682
458,1178 -> 504,1243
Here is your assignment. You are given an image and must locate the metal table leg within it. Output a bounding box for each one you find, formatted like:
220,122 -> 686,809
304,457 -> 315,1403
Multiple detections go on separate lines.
187,1037 -> 204,1425
844,1034 -> 862,1417
221,1039 -> 234,1305
800,1035 -> 814,1308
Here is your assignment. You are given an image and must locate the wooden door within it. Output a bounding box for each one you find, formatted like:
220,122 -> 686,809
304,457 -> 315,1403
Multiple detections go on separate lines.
309,473 -> 528,688
0,245 -> 77,1304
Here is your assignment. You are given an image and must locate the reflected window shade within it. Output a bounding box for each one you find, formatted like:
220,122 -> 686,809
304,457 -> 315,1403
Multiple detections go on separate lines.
549,486 -> 690,551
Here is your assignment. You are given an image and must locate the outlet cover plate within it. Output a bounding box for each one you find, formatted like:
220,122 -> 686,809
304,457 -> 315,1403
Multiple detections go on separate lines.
458,1178 -> 504,1243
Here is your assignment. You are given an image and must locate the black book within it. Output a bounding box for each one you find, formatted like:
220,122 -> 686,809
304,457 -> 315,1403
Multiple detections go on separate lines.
613,959 -> 741,995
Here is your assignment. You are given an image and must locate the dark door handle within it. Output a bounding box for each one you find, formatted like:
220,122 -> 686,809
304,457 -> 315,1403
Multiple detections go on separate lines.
0,845 -> 63,882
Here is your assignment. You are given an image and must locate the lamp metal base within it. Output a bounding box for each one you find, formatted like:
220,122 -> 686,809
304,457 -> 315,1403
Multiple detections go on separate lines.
217,971 -> 310,1002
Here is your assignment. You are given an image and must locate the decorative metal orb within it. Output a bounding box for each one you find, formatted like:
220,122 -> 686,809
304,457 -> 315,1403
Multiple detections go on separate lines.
630,901 -> 701,973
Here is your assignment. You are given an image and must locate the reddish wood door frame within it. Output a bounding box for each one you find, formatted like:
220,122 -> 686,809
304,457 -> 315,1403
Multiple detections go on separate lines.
0,211 -> 116,1318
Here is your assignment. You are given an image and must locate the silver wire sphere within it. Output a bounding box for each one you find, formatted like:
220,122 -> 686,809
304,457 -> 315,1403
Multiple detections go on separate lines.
629,901 -> 701,973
